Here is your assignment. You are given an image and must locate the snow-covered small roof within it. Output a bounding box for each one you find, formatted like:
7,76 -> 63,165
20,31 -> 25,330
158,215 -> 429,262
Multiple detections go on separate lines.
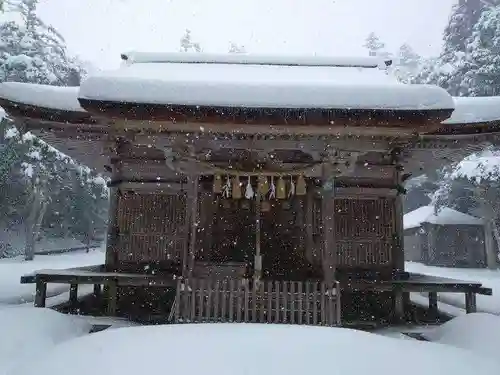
404,205 -> 483,230
79,52 -> 453,111
0,82 -> 84,112
444,96 -> 500,125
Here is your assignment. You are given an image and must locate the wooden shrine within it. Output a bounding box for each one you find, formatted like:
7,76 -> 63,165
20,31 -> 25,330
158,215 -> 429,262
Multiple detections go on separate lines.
1,53 -> 497,326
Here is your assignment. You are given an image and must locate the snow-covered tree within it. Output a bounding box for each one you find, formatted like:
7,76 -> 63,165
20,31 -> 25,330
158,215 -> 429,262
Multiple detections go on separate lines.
364,32 -> 385,56
394,43 -> 421,83
442,0 -> 487,62
415,0 -> 500,96
179,29 -> 202,53
0,0 -> 83,85
228,42 -> 245,53
463,5 -> 500,96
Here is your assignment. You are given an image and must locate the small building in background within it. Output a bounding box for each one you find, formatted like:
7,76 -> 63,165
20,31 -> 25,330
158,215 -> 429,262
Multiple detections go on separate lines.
404,205 -> 488,268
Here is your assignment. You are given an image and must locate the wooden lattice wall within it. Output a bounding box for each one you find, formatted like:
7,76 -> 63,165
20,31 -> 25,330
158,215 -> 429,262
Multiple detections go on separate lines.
334,198 -> 395,267
313,197 -> 396,269
116,192 -> 187,264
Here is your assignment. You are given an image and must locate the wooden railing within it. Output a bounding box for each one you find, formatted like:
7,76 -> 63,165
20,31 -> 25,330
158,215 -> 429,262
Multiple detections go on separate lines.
173,279 -> 341,326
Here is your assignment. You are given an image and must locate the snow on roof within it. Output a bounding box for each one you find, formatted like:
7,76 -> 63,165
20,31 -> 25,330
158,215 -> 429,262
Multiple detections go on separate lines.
0,82 -> 84,112
79,52 -> 453,111
10,323 -> 500,375
121,51 -> 392,68
404,205 -> 483,230
444,96 -> 500,125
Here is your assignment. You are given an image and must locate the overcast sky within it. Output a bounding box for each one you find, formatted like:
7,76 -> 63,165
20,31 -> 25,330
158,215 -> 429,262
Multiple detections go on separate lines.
35,0 -> 457,69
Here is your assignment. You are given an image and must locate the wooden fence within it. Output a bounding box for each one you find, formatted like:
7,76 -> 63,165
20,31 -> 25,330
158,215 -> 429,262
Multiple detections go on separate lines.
173,278 -> 341,326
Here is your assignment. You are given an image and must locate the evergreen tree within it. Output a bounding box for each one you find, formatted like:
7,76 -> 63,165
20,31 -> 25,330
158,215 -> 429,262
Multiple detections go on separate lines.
0,0 -> 83,85
179,29 -> 202,53
442,0 -> 487,62
228,42 -> 246,53
364,32 -> 386,57
394,43 -> 421,83
465,5 -> 500,96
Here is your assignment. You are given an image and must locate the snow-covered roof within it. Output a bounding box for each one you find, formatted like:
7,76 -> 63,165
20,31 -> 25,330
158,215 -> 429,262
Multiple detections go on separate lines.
121,52 -> 392,68
79,52 -> 453,111
444,96 -> 500,125
404,205 -> 484,230
0,82 -> 84,112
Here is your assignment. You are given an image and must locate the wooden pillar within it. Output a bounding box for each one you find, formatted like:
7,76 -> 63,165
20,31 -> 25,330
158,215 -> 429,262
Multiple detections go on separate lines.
465,291 -> 477,313
321,164 -> 336,283
105,186 -> 120,269
427,225 -> 437,264
393,158 -> 405,273
393,287 -> 405,322
34,278 -> 47,308
428,291 -> 438,317
484,218 -> 498,269
254,187 -> 262,282
93,283 -> 102,299
186,175 -> 200,278
69,283 -> 78,309
392,151 -> 406,320
305,188 -> 315,264
106,280 -> 118,316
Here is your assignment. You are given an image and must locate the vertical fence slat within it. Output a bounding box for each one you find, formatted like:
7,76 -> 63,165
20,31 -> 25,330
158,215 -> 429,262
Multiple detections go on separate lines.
244,282 -> 250,322
174,279 -> 181,322
236,280 -> 243,322
197,278 -> 204,321
190,278 -> 196,321
290,282 -> 296,324
260,283 -> 266,322
297,282 -> 303,325
336,281 -> 342,325
252,282 -> 257,322
305,282 -> 311,325
229,279 -> 236,322
267,281 -> 273,323
320,282 -> 326,325
274,281 -> 280,323
282,281 -> 288,324
206,279 -> 212,321
221,280 -> 228,321
312,282 -> 318,325
213,280 -> 220,321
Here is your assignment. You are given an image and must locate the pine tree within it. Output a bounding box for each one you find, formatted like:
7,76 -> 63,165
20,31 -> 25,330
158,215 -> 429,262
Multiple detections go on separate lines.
418,0 -> 499,95
442,0 -> 487,62
465,5 -> 500,96
179,29 -> 202,53
0,0 -> 83,85
363,32 -> 386,57
228,42 -> 246,53
394,43 -> 421,83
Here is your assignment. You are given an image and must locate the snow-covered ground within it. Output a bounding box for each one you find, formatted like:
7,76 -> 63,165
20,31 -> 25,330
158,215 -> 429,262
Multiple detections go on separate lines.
406,261 -> 500,314
0,248 -> 105,305
0,307 -> 92,375
4,319 -> 499,375
422,313 -> 500,361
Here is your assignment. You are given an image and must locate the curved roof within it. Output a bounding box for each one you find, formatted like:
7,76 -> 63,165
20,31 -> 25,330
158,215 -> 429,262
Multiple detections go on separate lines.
0,54 -> 499,132
0,82 -> 84,112
444,97 -> 500,125
79,53 -> 453,112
